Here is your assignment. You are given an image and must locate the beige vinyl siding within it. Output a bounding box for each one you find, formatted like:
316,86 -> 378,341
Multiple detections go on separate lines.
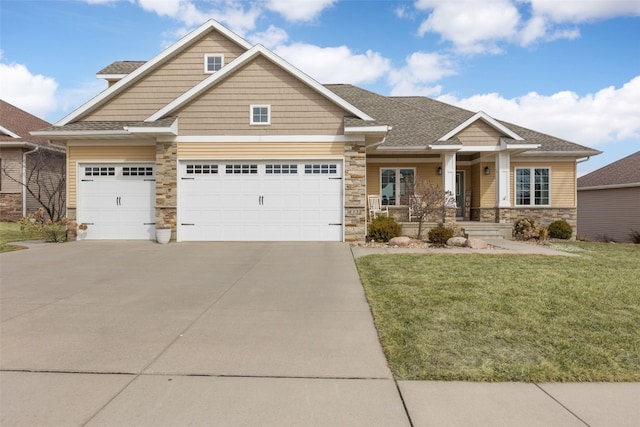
457,121 -> 502,147
177,56 -> 347,136
511,161 -> 576,208
67,145 -> 155,206
0,147 -> 23,193
577,186 -> 640,242
85,30 -> 247,121
478,162 -> 496,208
178,141 -> 344,159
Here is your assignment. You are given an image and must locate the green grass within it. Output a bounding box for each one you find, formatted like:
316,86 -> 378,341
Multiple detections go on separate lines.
356,242 -> 640,382
0,222 -> 38,253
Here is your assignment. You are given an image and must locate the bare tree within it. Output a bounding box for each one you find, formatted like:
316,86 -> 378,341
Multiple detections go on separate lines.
1,148 -> 66,221
408,179 -> 446,239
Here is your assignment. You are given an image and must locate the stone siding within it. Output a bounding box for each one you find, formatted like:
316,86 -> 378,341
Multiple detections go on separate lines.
498,207 -> 577,238
344,141 -> 366,242
156,141 -> 178,240
0,193 -> 22,222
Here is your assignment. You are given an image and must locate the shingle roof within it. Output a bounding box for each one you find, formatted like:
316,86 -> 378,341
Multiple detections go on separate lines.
326,84 -> 600,154
36,117 -> 177,133
0,99 -> 59,147
97,61 -> 146,75
577,151 -> 640,188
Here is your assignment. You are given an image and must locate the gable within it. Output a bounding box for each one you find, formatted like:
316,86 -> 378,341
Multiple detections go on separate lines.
82,29 -> 248,122
456,120 -> 504,146
176,56 -> 349,136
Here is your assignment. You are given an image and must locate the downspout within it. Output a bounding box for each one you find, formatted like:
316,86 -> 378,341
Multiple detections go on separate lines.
22,145 -> 39,216
576,156 -> 591,164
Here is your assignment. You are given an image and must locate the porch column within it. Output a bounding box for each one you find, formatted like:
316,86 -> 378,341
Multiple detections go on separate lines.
443,151 -> 456,203
496,151 -> 510,207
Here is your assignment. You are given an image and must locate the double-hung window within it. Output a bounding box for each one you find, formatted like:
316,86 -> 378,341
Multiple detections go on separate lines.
515,167 -> 550,206
380,168 -> 415,206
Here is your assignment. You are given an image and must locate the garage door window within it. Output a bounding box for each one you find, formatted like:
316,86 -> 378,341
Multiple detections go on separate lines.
123,166 -> 154,176
305,164 -> 337,174
85,166 -> 115,177
226,164 -> 258,174
266,164 -> 297,174
186,164 -> 218,174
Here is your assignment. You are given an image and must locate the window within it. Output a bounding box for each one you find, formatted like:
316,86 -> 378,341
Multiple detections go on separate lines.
250,105 -> 270,125
186,164 -> 218,174
204,54 -> 224,73
226,164 -> 257,174
304,164 -> 337,174
515,167 -> 550,206
380,168 -> 415,205
85,166 -> 115,177
266,164 -> 297,174
123,166 -> 154,176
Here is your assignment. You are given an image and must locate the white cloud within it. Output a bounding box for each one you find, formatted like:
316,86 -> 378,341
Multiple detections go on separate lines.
529,0 -> 640,23
437,76 -> 640,147
416,0 -> 520,53
265,0 -> 336,22
0,61 -> 58,120
273,43 -> 391,85
413,0 -> 639,52
388,52 -> 456,96
248,25 -> 289,49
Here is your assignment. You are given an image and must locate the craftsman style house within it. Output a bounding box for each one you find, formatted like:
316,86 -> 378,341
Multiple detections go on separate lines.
34,20 -> 600,242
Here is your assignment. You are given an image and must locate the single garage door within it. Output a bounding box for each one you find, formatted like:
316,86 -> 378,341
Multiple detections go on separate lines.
179,160 -> 343,241
77,164 -> 155,240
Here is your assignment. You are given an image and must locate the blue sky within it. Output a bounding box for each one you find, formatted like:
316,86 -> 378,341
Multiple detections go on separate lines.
1,0 -> 639,175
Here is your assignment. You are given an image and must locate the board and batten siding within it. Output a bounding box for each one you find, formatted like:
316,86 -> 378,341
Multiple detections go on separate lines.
177,141 -> 344,159
0,147 -> 23,193
511,161 -> 576,208
457,121 -> 502,147
577,186 -> 640,242
84,30 -> 247,121
177,56 -> 347,136
67,145 -> 155,206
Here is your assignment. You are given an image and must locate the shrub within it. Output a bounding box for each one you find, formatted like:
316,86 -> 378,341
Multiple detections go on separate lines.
630,230 -> 640,244
513,218 -> 539,240
367,215 -> 402,242
428,225 -> 454,245
20,208 -> 68,243
548,220 -> 573,240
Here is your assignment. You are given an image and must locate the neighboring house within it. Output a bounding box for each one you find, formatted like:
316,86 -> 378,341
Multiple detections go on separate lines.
33,20 -> 600,242
577,151 -> 640,242
0,100 -> 66,222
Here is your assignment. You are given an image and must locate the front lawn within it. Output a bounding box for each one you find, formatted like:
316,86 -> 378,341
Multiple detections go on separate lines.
0,222 -> 44,253
356,242 -> 640,382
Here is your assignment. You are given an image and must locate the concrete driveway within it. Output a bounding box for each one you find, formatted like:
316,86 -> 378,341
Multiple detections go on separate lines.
0,241 -> 408,426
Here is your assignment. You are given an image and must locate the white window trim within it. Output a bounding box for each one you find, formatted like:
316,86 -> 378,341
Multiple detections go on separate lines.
514,166 -> 551,207
204,54 -> 224,74
250,104 -> 271,126
379,167 -> 416,206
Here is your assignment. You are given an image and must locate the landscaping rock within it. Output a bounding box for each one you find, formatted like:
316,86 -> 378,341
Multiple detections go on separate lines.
465,238 -> 488,249
388,236 -> 412,247
447,237 -> 467,247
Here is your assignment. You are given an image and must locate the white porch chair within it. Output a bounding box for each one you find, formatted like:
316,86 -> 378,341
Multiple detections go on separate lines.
408,195 -> 422,222
368,195 -> 389,220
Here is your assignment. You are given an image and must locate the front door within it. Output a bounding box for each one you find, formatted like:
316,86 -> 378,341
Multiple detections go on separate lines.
456,171 -> 465,219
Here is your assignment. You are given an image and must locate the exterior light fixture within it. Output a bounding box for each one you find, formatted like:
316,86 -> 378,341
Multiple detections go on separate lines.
437,166 -> 443,175
484,166 -> 490,175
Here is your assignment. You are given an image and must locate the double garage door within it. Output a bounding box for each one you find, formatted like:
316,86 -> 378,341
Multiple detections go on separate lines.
179,160 -> 343,241
77,161 -> 343,241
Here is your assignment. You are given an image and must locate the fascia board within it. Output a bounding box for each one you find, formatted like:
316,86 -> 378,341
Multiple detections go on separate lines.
519,150 -> 602,157
426,144 -> 463,150
578,182 -> 640,191
439,111 -> 523,142
95,74 -> 127,80
0,124 -> 21,139
147,45 -> 376,123
0,141 -> 65,153
56,19 -> 252,126
31,130 -> 130,138
344,125 -> 390,133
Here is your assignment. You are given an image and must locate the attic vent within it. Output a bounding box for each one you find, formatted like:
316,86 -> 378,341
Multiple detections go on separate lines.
204,54 -> 224,73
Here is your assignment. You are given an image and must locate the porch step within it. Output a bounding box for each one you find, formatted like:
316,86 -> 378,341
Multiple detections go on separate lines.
462,224 -> 512,240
